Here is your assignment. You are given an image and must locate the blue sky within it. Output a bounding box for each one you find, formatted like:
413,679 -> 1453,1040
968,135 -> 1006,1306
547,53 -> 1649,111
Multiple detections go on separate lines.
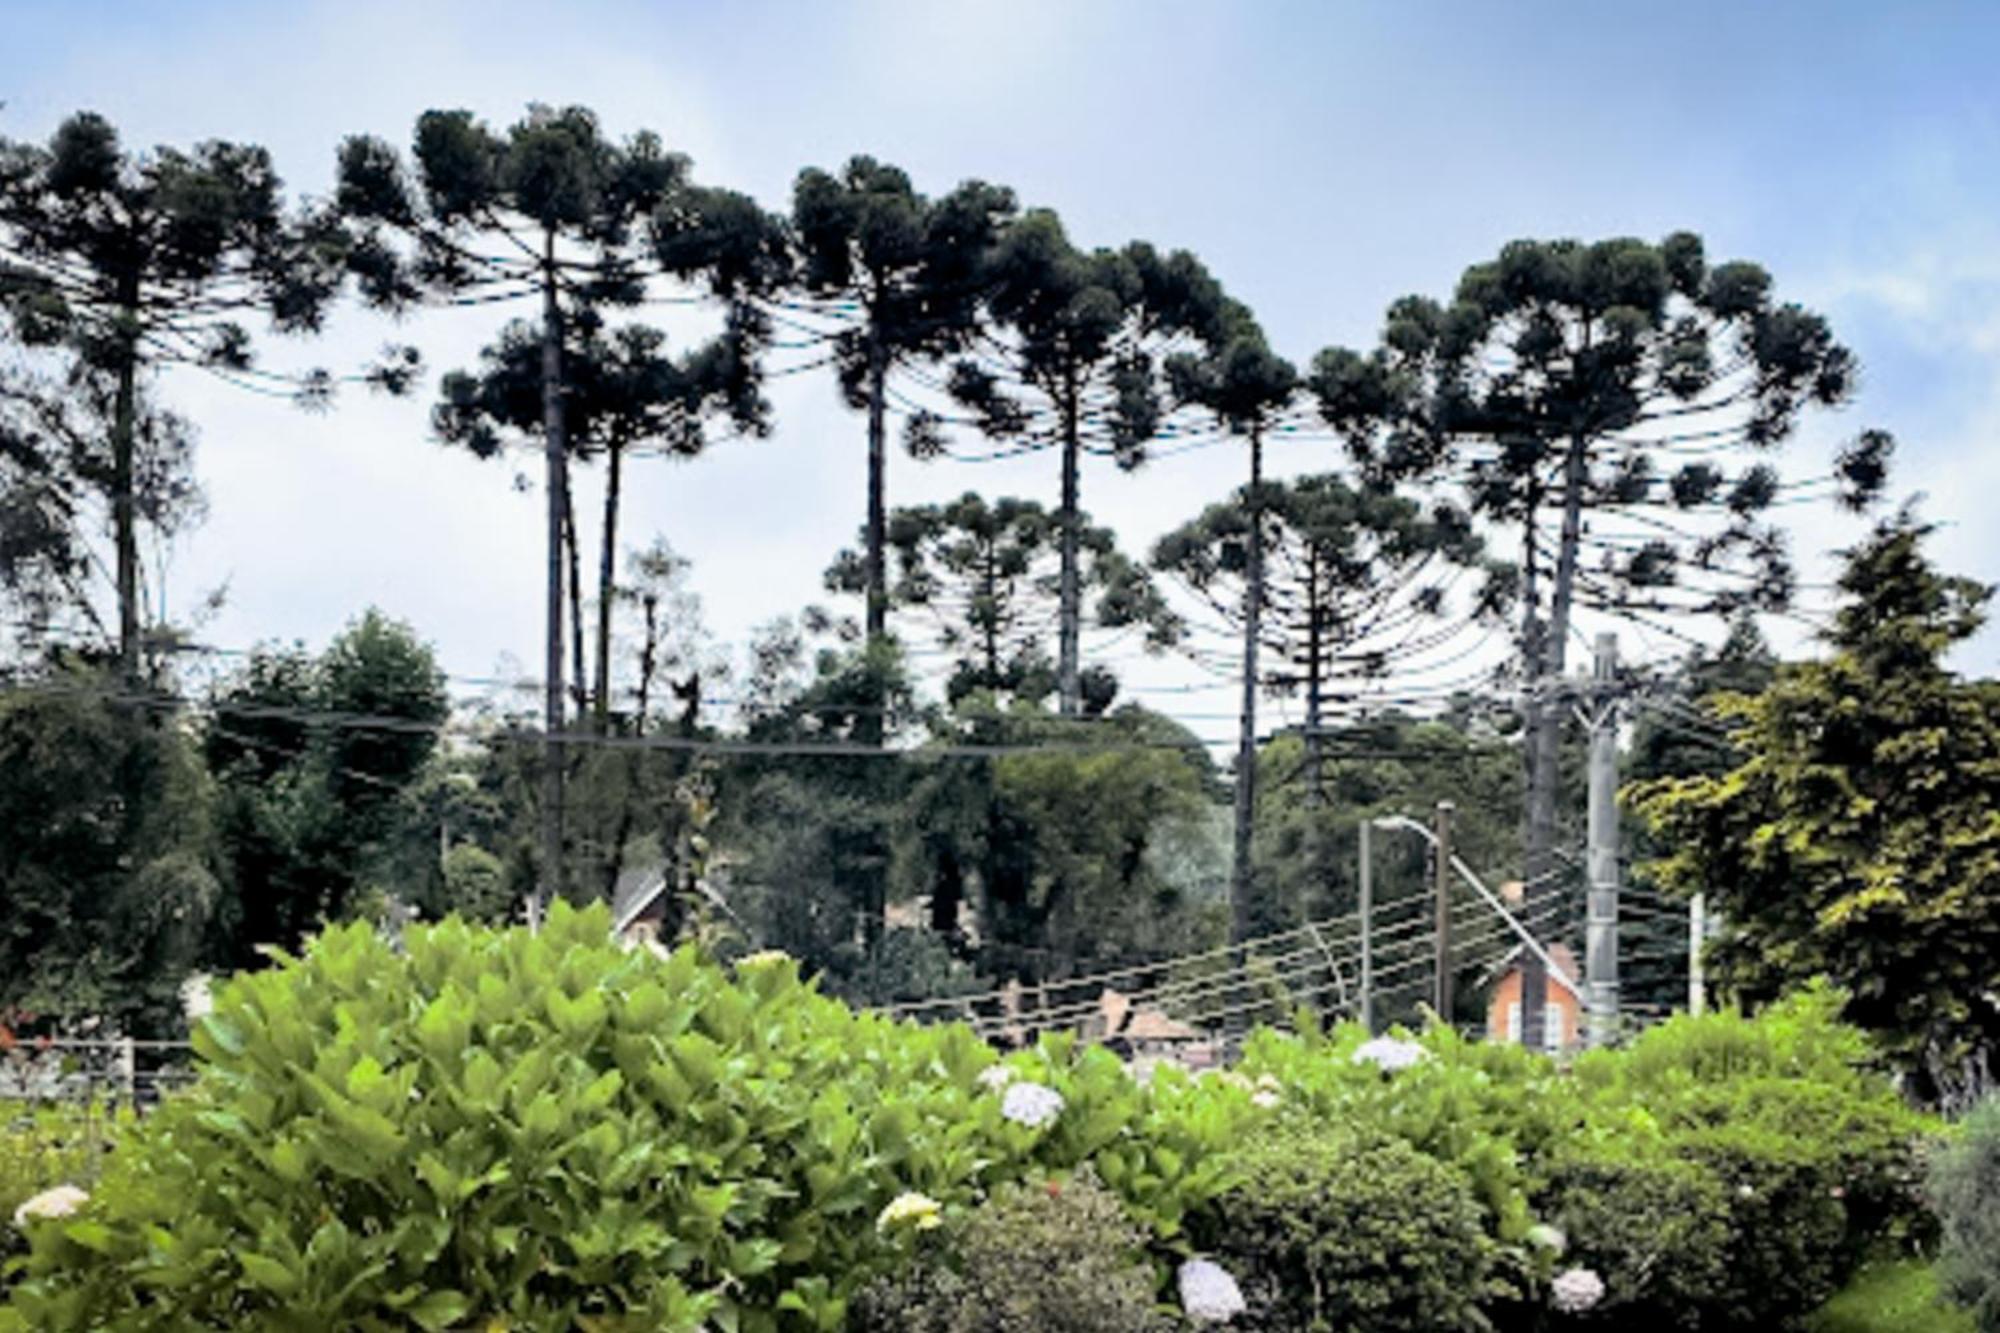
4,0 -> 1999,728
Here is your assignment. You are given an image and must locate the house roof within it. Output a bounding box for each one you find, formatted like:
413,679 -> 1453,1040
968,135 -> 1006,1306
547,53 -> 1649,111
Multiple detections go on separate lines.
610,863 -> 670,937
1123,1008 -> 1199,1042
1095,988 -> 1197,1043
1483,940 -> 1584,1001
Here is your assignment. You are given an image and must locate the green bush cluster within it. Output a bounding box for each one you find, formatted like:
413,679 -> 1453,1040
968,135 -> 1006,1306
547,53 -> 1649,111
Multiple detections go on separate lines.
1231,988 -> 1932,1332
1532,1151 -> 1729,1332
0,1102 -> 124,1266
1190,1125 -> 1491,1333
852,1167 -> 1170,1333
1567,992 -> 1935,1330
0,904 -> 1256,1332
0,912 -> 1939,1333
1931,1096 -> 2000,1332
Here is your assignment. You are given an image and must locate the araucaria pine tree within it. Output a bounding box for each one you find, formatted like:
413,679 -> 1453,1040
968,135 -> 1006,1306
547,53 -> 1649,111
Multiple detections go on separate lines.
1157,473 -> 1492,939
789,158 -> 1015,659
332,104 -> 785,906
0,112 -> 347,674
1310,233 -> 1890,1047
1161,314 -> 1296,945
825,491 -> 1181,713
945,211 -> 1231,715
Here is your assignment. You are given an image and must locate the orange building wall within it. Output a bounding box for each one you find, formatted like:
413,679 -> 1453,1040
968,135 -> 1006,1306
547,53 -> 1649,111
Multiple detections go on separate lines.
1485,969 -> 1583,1048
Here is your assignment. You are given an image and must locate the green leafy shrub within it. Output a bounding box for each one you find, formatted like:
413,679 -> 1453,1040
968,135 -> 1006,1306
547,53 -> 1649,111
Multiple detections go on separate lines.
0,1103 -> 122,1265
1931,1096 -> 2000,1331
1570,990 -> 1937,1331
2,907 -> 1005,1331
852,1166 -> 1170,1333
1532,1149 -> 1729,1331
994,1038 -> 1251,1242
1678,1118 -> 1852,1330
1237,1021 -> 1577,1247
0,905 -> 1255,1332
1191,1124 -> 1492,1333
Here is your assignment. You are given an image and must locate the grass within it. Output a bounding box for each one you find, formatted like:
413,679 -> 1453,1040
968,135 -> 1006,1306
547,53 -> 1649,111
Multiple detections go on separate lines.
1808,1259 -> 1974,1333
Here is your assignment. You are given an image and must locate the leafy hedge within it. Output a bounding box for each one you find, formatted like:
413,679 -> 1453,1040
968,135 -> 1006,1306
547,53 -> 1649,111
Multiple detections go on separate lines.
1191,1124 -> 1492,1333
852,1167 -> 1170,1333
1534,1150 -> 1729,1332
1932,1096 -> 2000,1332
0,1103 -> 121,1262
1231,988 -> 1933,1332
0,913 -> 1941,1333
0,904 -> 1262,1332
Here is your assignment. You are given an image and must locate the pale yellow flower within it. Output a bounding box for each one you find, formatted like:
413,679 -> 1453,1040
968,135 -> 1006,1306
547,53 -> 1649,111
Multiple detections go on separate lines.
876,1191 -> 944,1233
12,1184 -> 88,1227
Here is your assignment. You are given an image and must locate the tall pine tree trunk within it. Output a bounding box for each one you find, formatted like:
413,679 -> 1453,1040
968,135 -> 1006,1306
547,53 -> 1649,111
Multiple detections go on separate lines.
537,234 -> 568,915
111,276 -> 141,680
864,338 -> 889,646
593,440 -> 624,734
1056,373 -> 1082,716
601,587 -> 658,901
564,485 -> 587,720
983,545 -> 1002,686
854,335 -> 892,955
1230,426 -> 1266,946
1305,547 -> 1324,808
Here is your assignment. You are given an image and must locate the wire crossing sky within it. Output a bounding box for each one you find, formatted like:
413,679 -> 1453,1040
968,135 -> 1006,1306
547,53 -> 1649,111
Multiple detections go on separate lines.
3,0 -> 1996,698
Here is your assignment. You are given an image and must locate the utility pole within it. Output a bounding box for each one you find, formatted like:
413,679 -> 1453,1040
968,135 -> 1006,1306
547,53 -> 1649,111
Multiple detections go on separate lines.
1433,801 -> 1455,1023
1585,632 -> 1621,1048
1688,893 -> 1707,1016
1359,817 -> 1375,1033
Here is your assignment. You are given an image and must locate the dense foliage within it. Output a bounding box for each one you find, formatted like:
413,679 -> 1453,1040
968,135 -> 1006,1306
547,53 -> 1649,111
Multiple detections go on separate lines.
0,912 -> 1938,1332
1634,518 -> 2000,1101
1192,1124 -> 1492,1333
0,1102 -> 121,1262
0,672 -> 218,1034
0,905 -> 1254,1331
1931,1097 -> 2000,1332
852,1168 -> 1169,1333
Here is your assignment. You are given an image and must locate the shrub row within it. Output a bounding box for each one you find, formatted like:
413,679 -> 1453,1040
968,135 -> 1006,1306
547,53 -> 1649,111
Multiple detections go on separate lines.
0,910 -> 1940,1332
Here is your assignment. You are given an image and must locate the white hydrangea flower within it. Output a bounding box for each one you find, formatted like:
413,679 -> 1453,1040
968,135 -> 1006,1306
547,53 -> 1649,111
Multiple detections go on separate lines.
179,972 -> 213,1021
1253,1072 -> 1280,1092
1251,1089 -> 1280,1110
1351,1036 -> 1429,1072
1526,1223 -> 1567,1255
976,1063 -> 1017,1091
734,949 -> 793,970
999,1079 -> 1065,1129
1550,1267 -> 1606,1314
12,1184 -> 88,1227
875,1191 -> 943,1233
1178,1257 -> 1247,1324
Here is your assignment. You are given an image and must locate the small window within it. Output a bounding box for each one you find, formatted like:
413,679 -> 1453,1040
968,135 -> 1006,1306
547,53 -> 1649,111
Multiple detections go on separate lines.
1545,1004 -> 1566,1050
1505,1002 -> 1522,1042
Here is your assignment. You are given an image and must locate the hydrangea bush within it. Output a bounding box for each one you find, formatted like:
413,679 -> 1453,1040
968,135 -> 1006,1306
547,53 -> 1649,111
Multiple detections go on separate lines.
0,906 -> 1257,1332
852,1167 -> 1171,1333
0,1102 -> 121,1266
0,914 -> 1937,1333
1190,1123 -> 1494,1333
